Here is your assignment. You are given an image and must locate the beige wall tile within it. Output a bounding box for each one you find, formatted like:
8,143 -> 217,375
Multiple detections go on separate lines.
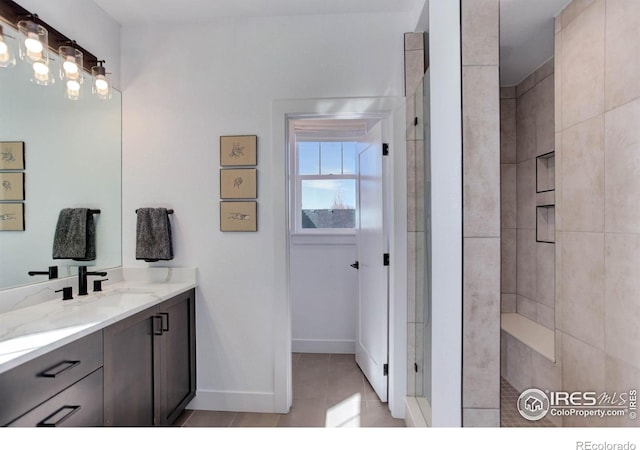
536,242 -> 555,308
406,97 -> 416,141
560,115 -> 604,232
561,0 -> 598,29
517,72 -> 536,98
407,232 -> 416,323
501,330 -> 508,376
559,232 -> 605,350
501,86 -> 516,99
406,140 -> 416,232
604,233 -> 640,370
517,159 -> 536,230
405,49 -> 424,97
502,294 -> 516,313
461,0 -> 499,66
554,132 -> 563,230
536,303 -> 555,330
501,228 -> 517,294
605,0 -> 640,110
536,75 -> 555,156
536,58 -> 554,83
554,33 -> 562,133
415,139 -> 425,232
404,32 -> 424,51
463,66 -> 500,238
462,408 -> 499,427
604,98 -> 640,234
463,238 -> 500,408
562,331 -> 605,392
605,356 -> 640,427
407,322 -> 416,396
517,295 -> 537,322
500,99 -> 517,164
415,231 -> 425,323
516,88 -> 537,162
504,333 -> 533,393
561,331 -> 606,426
531,350 -> 561,392
517,229 -> 537,300
561,0 -> 605,129
501,164 -> 517,229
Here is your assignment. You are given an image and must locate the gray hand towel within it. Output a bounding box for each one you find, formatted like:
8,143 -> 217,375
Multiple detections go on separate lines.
52,208 -> 96,261
136,208 -> 173,262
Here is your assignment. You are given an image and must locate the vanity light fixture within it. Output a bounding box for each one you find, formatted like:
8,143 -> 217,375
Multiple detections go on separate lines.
17,17 -> 53,86
0,24 -> 16,68
59,44 -> 83,100
91,60 -> 111,100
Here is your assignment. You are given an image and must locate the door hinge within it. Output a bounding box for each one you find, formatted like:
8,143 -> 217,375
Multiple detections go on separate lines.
383,363 -> 389,376
382,143 -> 389,156
414,363 -> 418,373
383,253 -> 390,266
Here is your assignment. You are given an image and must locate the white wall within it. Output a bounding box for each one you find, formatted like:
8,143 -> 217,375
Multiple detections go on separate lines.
291,241 -> 358,354
121,12 -> 410,412
14,0 -> 121,88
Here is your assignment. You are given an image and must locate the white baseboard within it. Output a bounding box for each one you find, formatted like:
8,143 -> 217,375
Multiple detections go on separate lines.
186,389 -> 282,413
292,339 -> 355,354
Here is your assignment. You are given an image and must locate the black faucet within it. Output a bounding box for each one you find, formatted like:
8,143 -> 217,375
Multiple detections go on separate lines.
78,266 -> 108,296
28,266 -> 58,279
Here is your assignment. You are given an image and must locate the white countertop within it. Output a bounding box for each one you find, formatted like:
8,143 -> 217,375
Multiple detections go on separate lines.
0,267 -> 197,375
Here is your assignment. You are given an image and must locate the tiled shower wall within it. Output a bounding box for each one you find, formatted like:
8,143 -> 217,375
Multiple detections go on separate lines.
460,0 -> 501,427
555,0 -> 640,427
404,31 -> 425,398
500,60 -> 556,330
500,62 -> 562,427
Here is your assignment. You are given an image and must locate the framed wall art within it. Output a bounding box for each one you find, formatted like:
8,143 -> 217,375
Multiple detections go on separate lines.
220,201 -> 257,232
0,172 -> 25,201
220,168 -> 257,199
0,203 -> 25,231
0,141 -> 25,170
220,135 -> 257,166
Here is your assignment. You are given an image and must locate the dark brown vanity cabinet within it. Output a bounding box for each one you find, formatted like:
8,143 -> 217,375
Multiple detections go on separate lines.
103,289 -> 196,426
0,331 -> 104,427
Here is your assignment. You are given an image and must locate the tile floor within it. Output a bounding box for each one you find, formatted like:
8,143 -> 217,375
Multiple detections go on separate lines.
174,353 -> 405,427
500,377 -> 555,427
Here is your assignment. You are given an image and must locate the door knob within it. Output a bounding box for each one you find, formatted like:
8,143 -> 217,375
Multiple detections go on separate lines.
350,261 -> 359,269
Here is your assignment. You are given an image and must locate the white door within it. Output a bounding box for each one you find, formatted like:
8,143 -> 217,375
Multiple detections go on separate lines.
355,122 -> 388,402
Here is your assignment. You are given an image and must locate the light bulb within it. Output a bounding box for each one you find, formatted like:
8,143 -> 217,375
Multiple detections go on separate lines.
63,59 -> 79,75
33,61 -> 49,75
66,79 -> 80,99
25,33 -> 43,60
0,41 -> 8,63
95,77 -> 108,92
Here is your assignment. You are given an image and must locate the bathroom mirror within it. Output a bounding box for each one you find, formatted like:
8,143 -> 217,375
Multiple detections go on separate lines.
0,31 -> 122,291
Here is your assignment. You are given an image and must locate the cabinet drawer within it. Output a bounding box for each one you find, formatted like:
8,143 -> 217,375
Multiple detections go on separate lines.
8,369 -> 103,427
0,331 -> 103,426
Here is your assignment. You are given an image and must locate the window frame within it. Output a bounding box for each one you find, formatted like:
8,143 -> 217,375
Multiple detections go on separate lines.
291,137 -> 359,235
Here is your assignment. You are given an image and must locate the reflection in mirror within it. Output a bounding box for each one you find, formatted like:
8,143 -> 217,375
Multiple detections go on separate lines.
0,24 -> 121,291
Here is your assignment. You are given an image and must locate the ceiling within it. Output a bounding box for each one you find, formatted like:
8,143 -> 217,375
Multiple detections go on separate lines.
92,0 -> 570,87
92,0 -> 421,24
500,0 -> 572,85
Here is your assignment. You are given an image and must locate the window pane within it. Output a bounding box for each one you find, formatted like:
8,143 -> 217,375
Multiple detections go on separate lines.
298,142 -> 319,175
301,179 -> 356,229
342,142 -> 356,174
320,142 -> 342,175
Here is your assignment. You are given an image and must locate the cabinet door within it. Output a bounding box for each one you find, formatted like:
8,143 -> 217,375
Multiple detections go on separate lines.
103,306 -> 162,426
158,289 -> 196,425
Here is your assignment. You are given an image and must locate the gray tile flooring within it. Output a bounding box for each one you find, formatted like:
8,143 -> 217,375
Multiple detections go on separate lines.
174,353 -> 404,427
500,377 -> 555,427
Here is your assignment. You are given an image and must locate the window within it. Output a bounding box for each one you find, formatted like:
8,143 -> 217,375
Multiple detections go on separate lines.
294,140 -> 358,232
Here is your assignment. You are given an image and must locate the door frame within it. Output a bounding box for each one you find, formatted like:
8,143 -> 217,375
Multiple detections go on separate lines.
271,97 -> 407,418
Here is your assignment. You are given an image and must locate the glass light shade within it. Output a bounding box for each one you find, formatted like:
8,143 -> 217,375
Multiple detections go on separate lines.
66,79 -> 81,100
59,45 -> 83,82
91,64 -> 111,100
31,60 -> 53,86
0,26 -> 16,68
17,20 -> 48,63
